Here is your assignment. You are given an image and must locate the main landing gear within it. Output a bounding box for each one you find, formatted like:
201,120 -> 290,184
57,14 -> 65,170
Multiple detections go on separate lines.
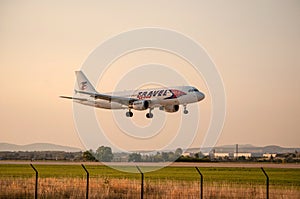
126,110 -> 133,117
146,108 -> 153,118
126,109 -> 153,118
126,106 -> 189,118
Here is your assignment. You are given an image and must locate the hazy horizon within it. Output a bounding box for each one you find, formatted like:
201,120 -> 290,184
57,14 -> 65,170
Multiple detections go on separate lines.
1,1 -> 299,151
1,141 -> 299,151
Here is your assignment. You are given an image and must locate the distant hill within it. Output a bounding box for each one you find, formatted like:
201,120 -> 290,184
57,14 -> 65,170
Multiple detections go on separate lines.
0,143 -> 82,152
187,144 -> 300,154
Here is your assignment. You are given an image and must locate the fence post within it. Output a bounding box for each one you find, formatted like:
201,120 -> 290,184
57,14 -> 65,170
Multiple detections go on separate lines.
136,166 -> 144,199
261,167 -> 269,199
195,167 -> 203,199
30,164 -> 38,199
81,164 -> 89,199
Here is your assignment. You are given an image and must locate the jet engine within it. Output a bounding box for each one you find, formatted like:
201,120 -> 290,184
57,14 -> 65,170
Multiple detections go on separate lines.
132,100 -> 149,110
163,104 -> 179,113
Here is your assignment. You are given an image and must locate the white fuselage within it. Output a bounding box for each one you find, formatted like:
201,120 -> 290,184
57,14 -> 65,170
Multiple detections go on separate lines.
61,71 -> 205,118
75,86 -> 203,110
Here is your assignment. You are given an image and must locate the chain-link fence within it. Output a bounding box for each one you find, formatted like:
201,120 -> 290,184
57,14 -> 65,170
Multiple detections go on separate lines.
0,164 -> 299,199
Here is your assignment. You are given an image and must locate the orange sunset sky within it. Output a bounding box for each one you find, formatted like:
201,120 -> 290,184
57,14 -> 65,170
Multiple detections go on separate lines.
0,1 -> 299,150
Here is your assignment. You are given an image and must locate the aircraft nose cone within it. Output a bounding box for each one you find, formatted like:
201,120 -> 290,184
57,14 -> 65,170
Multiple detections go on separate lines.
197,92 -> 205,101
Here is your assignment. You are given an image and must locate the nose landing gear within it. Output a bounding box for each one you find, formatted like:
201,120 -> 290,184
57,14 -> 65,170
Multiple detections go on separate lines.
183,105 -> 189,114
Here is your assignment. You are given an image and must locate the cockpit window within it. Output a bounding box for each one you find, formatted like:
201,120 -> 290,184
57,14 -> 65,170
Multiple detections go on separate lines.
188,88 -> 199,92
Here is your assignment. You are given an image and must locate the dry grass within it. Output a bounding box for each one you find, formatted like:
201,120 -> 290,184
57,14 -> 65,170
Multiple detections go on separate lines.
1,177 -> 299,199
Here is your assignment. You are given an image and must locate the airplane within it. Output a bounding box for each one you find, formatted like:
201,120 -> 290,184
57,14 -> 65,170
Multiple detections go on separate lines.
60,71 -> 205,118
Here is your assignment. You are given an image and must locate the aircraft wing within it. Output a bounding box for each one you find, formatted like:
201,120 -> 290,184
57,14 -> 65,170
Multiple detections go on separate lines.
95,93 -> 137,106
75,90 -> 138,106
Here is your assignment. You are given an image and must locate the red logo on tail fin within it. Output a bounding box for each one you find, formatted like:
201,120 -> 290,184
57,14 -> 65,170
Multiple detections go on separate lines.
80,81 -> 87,90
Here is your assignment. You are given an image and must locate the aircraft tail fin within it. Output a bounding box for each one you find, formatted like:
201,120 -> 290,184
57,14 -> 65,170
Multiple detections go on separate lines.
75,71 -> 98,93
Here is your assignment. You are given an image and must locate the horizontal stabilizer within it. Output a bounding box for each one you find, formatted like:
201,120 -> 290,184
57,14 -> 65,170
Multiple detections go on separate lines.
60,96 -> 88,101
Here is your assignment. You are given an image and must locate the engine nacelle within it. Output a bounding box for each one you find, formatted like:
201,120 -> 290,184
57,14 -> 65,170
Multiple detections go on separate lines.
132,100 -> 149,110
163,105 -> 179,113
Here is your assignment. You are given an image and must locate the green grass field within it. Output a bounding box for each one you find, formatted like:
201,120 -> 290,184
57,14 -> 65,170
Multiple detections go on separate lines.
1,164 -> 299,185
0,164 -> 299,198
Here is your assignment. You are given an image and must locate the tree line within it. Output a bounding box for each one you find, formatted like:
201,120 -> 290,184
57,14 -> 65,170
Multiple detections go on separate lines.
1,146 -> 298,163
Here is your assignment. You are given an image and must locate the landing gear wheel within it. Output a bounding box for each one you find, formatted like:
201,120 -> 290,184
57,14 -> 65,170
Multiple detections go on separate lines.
126,111 -> 133,117
183,105 -> 188,114
146,113 -> 153,118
